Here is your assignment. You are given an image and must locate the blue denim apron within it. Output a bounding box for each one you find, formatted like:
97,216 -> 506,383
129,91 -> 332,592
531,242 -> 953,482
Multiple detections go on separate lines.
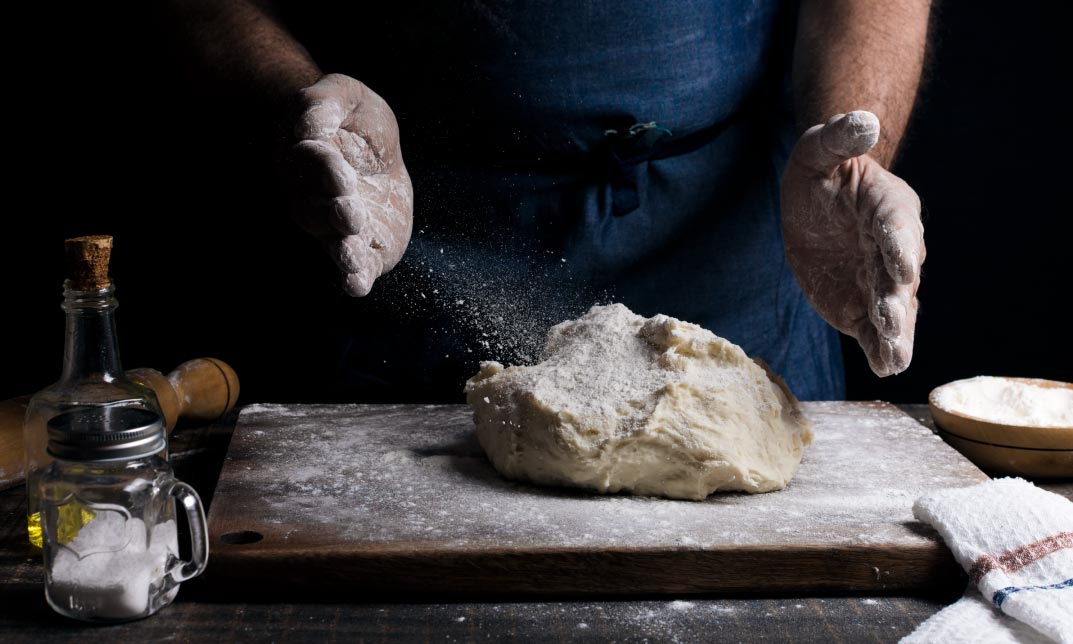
287,1 -> 846,401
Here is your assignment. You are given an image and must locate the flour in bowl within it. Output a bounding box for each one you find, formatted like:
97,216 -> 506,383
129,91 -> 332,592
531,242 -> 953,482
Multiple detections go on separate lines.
933,376 -> 1073,427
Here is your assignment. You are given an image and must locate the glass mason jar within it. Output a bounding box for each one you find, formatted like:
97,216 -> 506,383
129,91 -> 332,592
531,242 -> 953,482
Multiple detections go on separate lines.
38,408 -> 207,622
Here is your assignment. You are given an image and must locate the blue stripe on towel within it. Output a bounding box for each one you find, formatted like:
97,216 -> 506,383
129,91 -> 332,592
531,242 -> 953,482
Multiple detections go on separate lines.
993,578 -> 1073,608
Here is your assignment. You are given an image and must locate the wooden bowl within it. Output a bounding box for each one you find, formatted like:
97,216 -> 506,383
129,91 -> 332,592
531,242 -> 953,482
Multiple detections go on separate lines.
929,377 -> 1073,479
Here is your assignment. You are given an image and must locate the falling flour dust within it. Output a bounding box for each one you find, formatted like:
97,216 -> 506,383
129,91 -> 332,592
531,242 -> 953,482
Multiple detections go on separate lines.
380,233 -> 609,367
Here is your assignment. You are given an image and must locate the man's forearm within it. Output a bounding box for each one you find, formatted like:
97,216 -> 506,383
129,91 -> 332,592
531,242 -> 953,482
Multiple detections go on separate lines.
792,0 -> 932,167
165,0 -> 321,120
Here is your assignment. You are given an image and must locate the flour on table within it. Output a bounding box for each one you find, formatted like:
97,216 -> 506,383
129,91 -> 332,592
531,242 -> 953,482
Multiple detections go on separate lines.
225,401 -> 986,551
464,304 -> 812,500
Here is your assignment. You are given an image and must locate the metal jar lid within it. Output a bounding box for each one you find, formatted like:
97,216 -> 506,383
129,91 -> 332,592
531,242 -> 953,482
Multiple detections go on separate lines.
47,407 -> 165,461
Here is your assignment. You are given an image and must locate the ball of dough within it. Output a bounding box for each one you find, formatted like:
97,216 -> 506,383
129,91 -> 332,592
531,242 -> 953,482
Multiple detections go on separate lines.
465,304 -> 812,500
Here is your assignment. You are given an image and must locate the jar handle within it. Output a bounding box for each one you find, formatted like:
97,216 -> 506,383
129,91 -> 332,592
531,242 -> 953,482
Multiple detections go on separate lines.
166,481 -> 209,582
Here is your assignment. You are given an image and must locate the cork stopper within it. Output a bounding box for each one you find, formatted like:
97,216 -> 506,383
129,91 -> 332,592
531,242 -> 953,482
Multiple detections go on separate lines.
64,235 -> 113,290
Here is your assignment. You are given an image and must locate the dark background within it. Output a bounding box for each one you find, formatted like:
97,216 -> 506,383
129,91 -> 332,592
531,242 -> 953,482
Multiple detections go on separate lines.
3,2 -> 1070,404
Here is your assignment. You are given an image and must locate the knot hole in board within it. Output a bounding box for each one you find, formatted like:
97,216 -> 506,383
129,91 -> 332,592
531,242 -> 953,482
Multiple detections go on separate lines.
220,530 -> 264,545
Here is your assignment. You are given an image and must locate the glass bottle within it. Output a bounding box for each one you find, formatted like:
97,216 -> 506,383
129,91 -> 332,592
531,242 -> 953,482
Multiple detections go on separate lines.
24,236 -> 162,547
39,407 -> 208,622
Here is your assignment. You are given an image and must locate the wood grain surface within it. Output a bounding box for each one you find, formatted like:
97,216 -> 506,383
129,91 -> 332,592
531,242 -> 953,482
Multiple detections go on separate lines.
205,402 -> 989,598
0,588 -> 953,644
2,405 -> 1070,642
0,445 -> 959,644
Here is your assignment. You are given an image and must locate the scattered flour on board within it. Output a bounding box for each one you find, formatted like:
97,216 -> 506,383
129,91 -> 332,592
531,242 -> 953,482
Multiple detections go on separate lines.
374,598 -> 905,639
218,401 -> 987,552
241,403 -> 312,418
377,237 -> 609,367
414,600 -> 764,638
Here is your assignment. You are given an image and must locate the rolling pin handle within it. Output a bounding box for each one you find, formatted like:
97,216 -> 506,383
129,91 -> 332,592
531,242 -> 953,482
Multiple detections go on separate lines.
168,358 -> 240,424
127,358 -> 240,432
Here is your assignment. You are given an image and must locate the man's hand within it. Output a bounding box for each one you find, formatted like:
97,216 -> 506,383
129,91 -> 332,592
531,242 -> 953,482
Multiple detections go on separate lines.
281,74 -> 413,296
781,111 -> 925,377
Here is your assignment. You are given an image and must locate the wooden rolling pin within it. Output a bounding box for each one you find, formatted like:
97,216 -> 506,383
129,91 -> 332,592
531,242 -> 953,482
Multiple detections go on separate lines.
0,358 -> 239,491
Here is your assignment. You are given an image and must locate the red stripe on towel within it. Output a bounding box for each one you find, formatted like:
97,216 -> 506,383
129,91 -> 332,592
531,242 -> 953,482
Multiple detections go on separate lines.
970,531 -> 1073,584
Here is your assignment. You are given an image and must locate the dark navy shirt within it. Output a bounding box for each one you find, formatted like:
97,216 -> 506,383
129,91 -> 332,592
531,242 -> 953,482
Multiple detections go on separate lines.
282,1 -> 846,401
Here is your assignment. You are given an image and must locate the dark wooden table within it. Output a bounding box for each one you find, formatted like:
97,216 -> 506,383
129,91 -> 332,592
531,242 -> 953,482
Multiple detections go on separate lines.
1,404 -> 1068,643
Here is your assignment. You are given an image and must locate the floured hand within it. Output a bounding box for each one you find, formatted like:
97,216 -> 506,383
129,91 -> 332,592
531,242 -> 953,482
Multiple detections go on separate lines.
780,111 -> 925,377
280,74 -> 413,296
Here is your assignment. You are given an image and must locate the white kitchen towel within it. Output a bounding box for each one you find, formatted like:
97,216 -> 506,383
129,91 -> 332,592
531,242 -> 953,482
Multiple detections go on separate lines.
901,478 -> 1073,644
904,587 -> 1055,644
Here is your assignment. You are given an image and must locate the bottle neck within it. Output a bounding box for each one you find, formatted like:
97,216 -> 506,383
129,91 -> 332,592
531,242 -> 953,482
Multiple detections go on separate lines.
60,281 -> 124,382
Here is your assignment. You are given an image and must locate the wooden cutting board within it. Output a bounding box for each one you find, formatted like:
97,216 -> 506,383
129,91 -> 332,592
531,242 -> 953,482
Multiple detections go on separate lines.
203,402 -> 987,599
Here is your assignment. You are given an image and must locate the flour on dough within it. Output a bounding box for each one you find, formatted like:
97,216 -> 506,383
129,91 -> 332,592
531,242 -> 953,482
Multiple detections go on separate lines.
465,304 -> 812,501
